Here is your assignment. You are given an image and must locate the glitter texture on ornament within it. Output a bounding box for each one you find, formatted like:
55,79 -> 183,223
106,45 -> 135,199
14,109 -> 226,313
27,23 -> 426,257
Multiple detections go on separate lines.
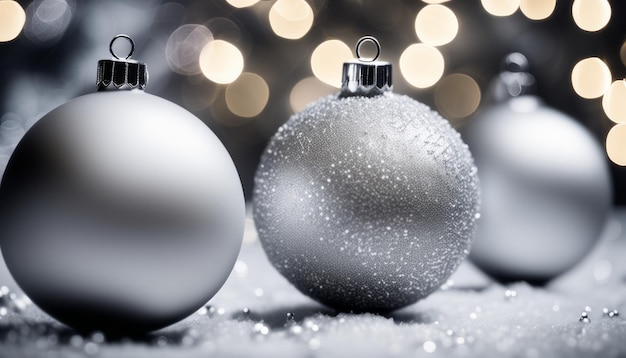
253,38 -> 479,311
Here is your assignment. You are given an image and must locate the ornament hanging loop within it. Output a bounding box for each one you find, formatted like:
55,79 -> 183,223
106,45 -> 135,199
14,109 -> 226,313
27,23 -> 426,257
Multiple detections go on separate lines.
110,34 -> 135,60
355,36 -> 381,62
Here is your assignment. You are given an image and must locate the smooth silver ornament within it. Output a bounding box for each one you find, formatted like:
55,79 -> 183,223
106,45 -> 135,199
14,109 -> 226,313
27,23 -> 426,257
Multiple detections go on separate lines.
254,37 -> 479,311
464,54 -> 611,284
0,36 -> 245,334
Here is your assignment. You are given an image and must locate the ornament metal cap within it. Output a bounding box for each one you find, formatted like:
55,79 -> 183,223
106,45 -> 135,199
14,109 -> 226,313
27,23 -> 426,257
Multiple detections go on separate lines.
340,36 -> 392,98
491,52 -> 536,101
97,34 -> 148,91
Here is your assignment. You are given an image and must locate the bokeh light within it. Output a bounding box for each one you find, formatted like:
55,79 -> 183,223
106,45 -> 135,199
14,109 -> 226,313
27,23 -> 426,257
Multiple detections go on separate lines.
206,17 -> 244,45
0,114 -> 25,149
593,259 -> 613,284
620,41 -> 626,67
0,0 -> 26,42
226,0 -> 260,8
199,40 -> 244,84
225,72 -> 270,118
24,0 -> 73,45
435,74 -> 481,119
571,57 -> 611,99
166,24 -> 214,76
399,43 -> 445,89
572,0 -> 611,32
180,78 -> 220,112
603,80 -> 626,123
289,77 -> 336,113
311,39 -> 353,88
481,0 -> 520,17
269,0 -> 314,40
519,0 -> 556,20
606,123 -> 626,166
415,5 -> 458,46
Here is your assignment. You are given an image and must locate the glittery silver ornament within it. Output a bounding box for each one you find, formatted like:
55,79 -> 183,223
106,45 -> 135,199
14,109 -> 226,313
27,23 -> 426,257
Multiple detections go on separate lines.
253,37 -> 479,311
464,53 -> 611,285
0,36 -> 245,334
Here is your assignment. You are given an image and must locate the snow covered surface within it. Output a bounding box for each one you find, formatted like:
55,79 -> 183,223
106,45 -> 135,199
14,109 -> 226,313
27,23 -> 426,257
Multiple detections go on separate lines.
0,208 -> 625,357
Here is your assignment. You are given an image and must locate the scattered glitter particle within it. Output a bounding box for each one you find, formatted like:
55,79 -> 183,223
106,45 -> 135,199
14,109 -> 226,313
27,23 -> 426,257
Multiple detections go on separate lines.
234,260 -> 249,278
181,335 -> 195,347
289,325 -> 303,335
593,260 -> 612,284
603,308 -> 620,318
423,340 -> 437,353
440,279 -> 455,290
69,335 -> 83,348
90,332 -> 105,344
154,336 -> 168,347
504,289 -> 517,300
308,338 -> 321,350
579,311 -> 591,323
252,322 -> 270,336
254,288 -> 265,297
84,342 -> 99,355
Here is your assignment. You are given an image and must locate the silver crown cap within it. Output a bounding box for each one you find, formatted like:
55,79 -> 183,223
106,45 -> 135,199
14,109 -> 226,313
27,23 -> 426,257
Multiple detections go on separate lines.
491,52 -> 536,101
340,36 -> 393,98
97,34 -> 148,91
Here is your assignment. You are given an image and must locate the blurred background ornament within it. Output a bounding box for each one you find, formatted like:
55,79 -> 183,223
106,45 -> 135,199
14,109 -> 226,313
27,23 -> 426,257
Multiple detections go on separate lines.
253,37 -> 480,311
0,35 -> 245,334
463,53 -> 612,285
